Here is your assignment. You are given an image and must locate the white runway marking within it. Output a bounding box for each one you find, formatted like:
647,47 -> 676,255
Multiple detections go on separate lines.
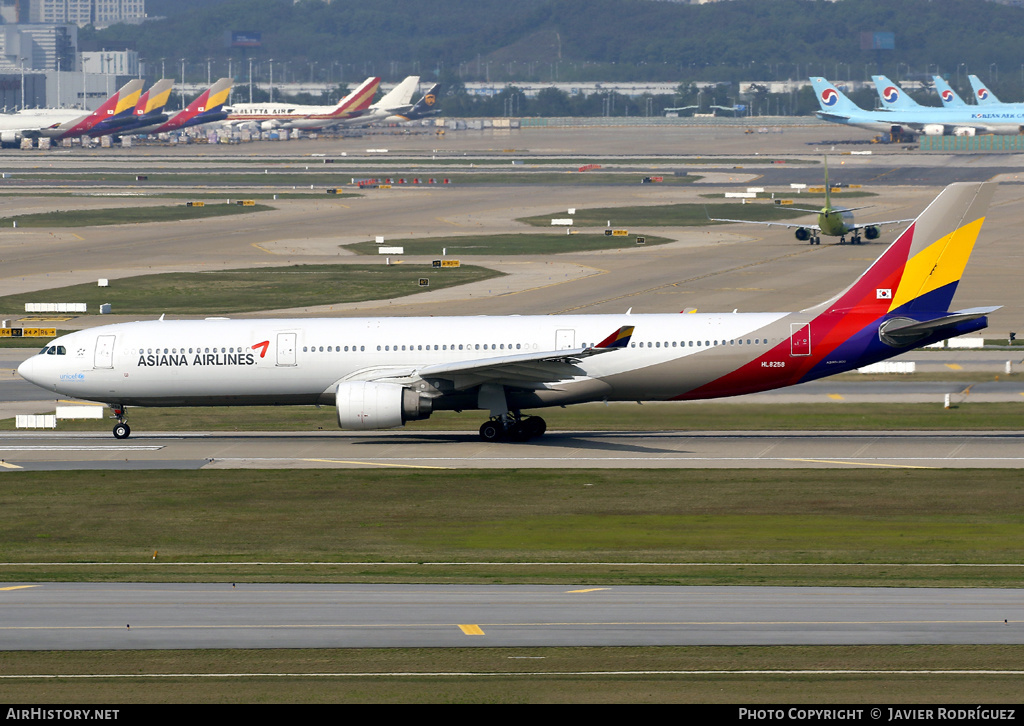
0,445 -> 164,451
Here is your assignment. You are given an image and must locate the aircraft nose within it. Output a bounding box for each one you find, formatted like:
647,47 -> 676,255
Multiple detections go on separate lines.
17,356 -> 40,385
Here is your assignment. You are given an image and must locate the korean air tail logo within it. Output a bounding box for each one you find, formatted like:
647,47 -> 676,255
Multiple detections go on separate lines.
941,90 -> 954,102
977,88 -> 989,100
821,88 -> 839,106
882,86 -> 900,103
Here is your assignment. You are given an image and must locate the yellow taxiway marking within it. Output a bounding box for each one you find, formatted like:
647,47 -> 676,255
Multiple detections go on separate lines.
785,458 -> 933,469
827,394 -> 844,401
0,585 -> 36,591
0,461 -> 23,470
251,242 -> 278,255
458,624 -> 485,635
436,217 -> 462,227
945,363 -> 964,370
302,459 -> 451,470
566,588 -> 610,594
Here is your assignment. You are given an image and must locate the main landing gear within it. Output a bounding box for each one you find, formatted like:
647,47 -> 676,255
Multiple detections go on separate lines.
111,406 -> 131,439
478,412 -> 547,442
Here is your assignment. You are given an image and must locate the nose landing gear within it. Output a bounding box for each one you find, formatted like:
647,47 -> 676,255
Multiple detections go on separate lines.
111,406 -> 131,439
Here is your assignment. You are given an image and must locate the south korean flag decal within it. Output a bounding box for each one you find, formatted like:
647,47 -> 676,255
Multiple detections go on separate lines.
876,288 -> 893,300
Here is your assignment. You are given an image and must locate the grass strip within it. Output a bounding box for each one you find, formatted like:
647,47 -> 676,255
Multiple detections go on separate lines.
0,263 -> 503,315
0,469 -> 1021,586
344,232 -> 672,256
1,203 -> 274,228
518,203 -> 808,227
0,646 -> 1019,703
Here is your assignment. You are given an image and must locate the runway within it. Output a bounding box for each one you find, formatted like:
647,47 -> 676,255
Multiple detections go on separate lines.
1,583 -> 1020,650
1,428 -> 1023,470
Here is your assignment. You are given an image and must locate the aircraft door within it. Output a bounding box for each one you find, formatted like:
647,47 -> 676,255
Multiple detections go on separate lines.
276,332 -> 297,366
790,323 -> 811,357
94,335 -> 115,369
555,329 -> 575,350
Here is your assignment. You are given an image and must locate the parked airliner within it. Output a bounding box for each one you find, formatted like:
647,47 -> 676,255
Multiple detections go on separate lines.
18,183 -> 997,441
812,77 -> 1024,136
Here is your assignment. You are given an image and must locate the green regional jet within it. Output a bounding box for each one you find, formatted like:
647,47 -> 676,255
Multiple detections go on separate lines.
709,158 -> 913,245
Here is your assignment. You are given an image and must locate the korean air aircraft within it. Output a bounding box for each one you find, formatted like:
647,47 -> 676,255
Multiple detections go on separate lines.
932,76 -> 968,108
812,77 -> 1024,136
871,75 -> 934,111
19,183 -> 998,442
967,75 -> 1024,110
968,75 -> 1002,106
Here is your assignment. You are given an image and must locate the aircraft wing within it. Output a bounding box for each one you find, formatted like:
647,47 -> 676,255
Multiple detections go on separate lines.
708,216 -> 820,232
414,326 -> 634,388
354,326 -> 635,389
848,218 -> 915,231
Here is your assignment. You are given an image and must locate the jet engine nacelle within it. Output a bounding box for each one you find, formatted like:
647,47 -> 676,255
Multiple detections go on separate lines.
864,225 -> 880,240
921,124 -> 946,137
953,126 -> 977,137
335,380 -> 432,430
0,130 -> 19,146
794,227 -> 810,241
260,120 -> 281,131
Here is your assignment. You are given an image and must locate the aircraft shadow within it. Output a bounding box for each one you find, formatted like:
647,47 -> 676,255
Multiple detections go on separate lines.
342,430 -> 686,455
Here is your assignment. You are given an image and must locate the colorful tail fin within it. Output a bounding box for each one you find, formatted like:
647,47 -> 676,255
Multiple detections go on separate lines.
932,76 -> 967,108
159,78 -> 233,132
809,77 -> 865,115
871,75 -> 923,110
968,75 -> 1000,105
54,79 -> 144,138
812,182 -> 996,317
327,76 -> 380,118
134,79 -> 175,120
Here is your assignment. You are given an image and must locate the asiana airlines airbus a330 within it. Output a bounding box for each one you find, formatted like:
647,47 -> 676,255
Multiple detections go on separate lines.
19,182 -> 998,442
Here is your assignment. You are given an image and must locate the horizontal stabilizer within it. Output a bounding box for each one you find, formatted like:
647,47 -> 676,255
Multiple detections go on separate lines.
878,306 -> 1000,347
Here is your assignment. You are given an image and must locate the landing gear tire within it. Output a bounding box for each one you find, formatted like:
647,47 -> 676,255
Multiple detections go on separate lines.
522,416 -> 546,438
113,423 -> 131,440
478,415 -> 547,442
479,421 -> 503,442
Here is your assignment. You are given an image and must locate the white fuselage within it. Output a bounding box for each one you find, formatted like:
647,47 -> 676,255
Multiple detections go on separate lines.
19,313 -> 795,411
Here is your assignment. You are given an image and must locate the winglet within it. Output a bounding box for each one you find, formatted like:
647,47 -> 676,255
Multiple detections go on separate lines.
595,325 -> 634,349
